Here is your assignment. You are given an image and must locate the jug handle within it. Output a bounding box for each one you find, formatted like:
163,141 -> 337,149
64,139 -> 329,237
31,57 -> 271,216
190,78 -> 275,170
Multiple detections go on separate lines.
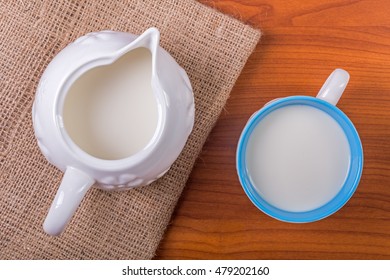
316,69 -> 350,106
43,167 -> 95,236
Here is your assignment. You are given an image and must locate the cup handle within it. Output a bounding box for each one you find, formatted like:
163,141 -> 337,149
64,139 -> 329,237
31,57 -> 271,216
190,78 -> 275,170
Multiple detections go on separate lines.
43,167 -> 95,236
316,69 -> 350,106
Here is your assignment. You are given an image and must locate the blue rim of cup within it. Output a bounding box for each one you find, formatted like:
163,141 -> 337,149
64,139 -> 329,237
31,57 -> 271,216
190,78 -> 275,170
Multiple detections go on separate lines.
236,96 -> 364,223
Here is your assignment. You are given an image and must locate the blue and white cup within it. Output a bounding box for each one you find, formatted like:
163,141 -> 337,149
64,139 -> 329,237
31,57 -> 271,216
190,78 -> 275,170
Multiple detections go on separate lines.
236,69 -> 363,222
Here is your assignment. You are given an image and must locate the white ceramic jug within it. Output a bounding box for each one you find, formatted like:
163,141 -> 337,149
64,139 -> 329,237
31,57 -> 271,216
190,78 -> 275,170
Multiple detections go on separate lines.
32,27 -> 195,235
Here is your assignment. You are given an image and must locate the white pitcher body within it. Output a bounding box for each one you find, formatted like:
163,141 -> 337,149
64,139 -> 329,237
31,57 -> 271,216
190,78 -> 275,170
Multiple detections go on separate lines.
32,28 -> 195,235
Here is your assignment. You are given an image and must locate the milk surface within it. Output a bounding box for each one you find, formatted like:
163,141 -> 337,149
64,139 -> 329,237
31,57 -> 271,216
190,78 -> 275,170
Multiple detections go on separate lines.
63,48 -> 158,160
246,105 -> 350,212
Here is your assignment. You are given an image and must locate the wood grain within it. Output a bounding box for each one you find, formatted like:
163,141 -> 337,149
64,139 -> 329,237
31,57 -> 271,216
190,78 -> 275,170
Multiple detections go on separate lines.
155,0 -> 390,259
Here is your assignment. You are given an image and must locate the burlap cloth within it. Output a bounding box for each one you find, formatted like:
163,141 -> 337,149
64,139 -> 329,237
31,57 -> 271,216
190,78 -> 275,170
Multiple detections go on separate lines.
0,0 -> 260,259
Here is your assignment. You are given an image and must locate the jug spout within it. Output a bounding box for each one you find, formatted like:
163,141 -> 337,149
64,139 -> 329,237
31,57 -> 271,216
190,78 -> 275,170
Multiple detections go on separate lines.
140,27 -> 160,53
118,27 -> 160,57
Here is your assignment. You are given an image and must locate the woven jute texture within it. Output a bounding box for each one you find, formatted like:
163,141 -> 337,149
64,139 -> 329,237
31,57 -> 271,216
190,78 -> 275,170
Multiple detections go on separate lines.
0,0 -> 260,259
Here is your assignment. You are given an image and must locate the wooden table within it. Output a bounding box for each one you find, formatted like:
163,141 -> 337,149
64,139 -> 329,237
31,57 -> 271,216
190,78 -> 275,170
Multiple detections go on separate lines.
155,0 -> 390,259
